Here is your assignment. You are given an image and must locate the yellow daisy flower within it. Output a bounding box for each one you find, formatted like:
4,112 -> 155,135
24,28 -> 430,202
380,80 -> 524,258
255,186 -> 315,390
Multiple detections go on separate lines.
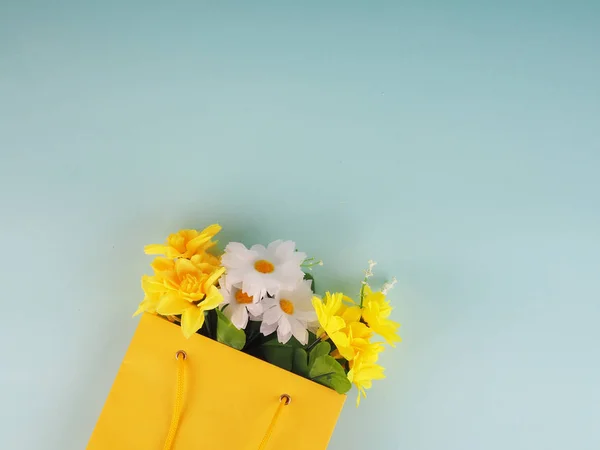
338,322 -> 385,361
347,353 -> 386,406
361,286 -> 402,346
312,292 -> 351,351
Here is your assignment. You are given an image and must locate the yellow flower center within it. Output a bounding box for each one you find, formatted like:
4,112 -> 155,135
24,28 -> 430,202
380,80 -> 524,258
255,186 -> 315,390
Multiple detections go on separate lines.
179,274 -> 200,293
254,259 -> 275,274
279,299 -> 294,315
235,290 -> 254,304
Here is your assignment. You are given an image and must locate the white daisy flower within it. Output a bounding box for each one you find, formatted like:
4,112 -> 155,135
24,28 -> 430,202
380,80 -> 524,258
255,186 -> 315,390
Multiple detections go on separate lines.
221,240 -> 306,300
260,280 -> 316,344
219,276 -> 263,330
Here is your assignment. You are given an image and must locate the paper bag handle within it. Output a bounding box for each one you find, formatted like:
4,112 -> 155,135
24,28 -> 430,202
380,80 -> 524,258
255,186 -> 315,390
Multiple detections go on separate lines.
163,350 -> 187,450
162,350 -> 291,450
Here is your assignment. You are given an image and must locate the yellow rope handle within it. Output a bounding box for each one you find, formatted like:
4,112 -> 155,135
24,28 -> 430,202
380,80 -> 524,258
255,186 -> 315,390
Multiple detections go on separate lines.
257,394 -> 291,450
163,350 -> 187,450
161,350 -> 290,450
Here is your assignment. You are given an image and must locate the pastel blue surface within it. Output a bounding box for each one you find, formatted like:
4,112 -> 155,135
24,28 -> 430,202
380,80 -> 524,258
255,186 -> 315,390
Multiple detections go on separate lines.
1,2 -> 599,449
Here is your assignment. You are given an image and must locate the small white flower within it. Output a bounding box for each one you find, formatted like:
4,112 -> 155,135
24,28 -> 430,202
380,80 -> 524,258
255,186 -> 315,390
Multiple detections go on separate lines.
221,240 -> 306,300
260,280 -> 316,344
381,276 -> 398,295
219,276 -> 263,330
365,260 -> 377,279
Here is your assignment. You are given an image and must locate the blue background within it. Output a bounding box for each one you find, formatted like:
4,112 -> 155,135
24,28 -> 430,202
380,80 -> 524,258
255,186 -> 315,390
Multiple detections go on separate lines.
1,2 -> 599,449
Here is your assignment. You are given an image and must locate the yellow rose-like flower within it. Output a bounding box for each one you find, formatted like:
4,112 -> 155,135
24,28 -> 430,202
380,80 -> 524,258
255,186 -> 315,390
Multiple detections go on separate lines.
361,286 -> 401,346
190,251 -> 221,272
133,274 -> 165,315
348,353 -> 386,406
144,224 -> 221,260
135,257 -> 225,338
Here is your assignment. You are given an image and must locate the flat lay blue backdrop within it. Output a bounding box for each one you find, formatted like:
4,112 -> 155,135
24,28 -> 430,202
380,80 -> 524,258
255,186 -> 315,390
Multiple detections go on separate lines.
1,2 -> 599,449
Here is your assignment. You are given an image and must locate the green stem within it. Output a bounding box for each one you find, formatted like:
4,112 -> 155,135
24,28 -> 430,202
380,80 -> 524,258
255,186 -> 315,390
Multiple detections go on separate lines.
306,334 -> 327,352
359,281 -> 367,307
244,331 -> 261,349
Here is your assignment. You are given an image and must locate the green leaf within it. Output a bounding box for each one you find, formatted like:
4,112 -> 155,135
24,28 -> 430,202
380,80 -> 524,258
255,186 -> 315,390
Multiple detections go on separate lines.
308,341 -> 331,369
215,309 -> 246,350
303,272 -> 315,291
293,348 -> 309,377
262,338 -> 296,371
309,355 -> 352,394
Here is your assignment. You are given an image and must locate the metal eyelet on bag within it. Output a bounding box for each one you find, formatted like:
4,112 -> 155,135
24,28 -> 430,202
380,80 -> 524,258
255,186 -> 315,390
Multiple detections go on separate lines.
175,350 -> 187,360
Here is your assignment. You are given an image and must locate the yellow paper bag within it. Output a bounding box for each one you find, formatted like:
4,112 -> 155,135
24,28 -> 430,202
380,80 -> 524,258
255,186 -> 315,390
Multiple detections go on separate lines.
88,313 -> 346,450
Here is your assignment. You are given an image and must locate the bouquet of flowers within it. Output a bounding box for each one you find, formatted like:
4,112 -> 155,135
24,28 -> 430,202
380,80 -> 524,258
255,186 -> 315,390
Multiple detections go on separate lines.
135,224 -> 401,406
88,223 -> 402,450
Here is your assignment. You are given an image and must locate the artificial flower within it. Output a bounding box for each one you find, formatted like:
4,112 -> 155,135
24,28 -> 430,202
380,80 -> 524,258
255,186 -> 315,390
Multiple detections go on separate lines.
190,251 -> 221,272
336,321 -> 385,361
381,276 -> 398,295
337,299 -> 363,325
144,224 -> 221,260
221,240 -> 306,300
312,292 -> 353,351
219,276 -> 263,330
347,353 -> 386,406
361,286 -> 401,346
260,280 -> 316,344
133,275 -> 164,316
135,257 -> 225,338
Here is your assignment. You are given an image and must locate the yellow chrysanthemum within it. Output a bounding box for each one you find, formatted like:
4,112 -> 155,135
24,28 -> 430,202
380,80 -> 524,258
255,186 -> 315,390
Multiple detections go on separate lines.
337,298 -> 362,324
312,292 -> 351,351
144,224 -> 221,260
312,292 -> 380,359
361,286 -> 401,346
337,322 -> 385,361
347,353 -> 386,406
135,257 -> 225,338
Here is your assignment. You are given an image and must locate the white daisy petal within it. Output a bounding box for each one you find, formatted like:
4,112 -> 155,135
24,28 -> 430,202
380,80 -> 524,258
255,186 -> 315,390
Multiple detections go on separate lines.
263,305 -> 283,325
223,303 -> 239,321
289,318 -> 309,345
278,315 -> 292,336
266,239 -> 283,251
295,310 -> 317,322
221,243 -> 255,267
273,240 -> 295,260
249,244 -> 268,253
261,297 -> 277,308
225,273 -> 245,290
246,302 -> 263,317
249,313 -> 262,321
277,316 -> 293,344
277,328 -> 293,344
230,304 -> 249,329
260,320 -> 278,336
